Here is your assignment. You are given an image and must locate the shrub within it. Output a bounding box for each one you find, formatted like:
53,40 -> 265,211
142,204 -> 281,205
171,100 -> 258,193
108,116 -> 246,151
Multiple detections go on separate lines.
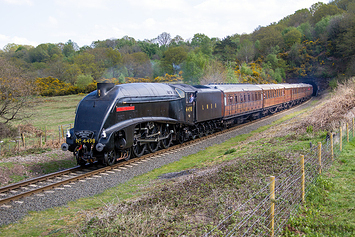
35,76 -> 78,96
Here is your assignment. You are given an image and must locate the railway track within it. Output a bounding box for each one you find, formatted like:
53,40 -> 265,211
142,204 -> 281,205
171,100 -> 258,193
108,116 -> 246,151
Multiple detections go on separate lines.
0,98 -> 312,207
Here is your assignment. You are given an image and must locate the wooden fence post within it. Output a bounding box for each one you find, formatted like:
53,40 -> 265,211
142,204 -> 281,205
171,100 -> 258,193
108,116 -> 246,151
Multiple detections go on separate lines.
318,142 -> 322,174
45,125 -> 47,143
22,133 -> 26,149
300,155 -> 305,203
330,133 -> 334,162
340,126 -> 342,152
269,176 -> 275,237
58,126 -> 61,144
61,125 -> 64,141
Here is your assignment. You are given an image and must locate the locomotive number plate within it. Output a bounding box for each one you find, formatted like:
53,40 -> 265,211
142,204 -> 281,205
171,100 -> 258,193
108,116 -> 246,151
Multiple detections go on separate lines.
76,138 -> 95,144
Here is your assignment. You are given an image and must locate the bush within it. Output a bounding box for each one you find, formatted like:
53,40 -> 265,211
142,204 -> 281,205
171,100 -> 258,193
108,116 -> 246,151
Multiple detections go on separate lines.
75,74 -> 93,89
35,76 -> 78,96
0,123 -> 18,139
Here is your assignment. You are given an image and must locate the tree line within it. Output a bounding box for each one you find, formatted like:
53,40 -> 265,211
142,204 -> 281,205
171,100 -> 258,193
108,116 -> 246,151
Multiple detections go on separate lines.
1,0 -> 355,128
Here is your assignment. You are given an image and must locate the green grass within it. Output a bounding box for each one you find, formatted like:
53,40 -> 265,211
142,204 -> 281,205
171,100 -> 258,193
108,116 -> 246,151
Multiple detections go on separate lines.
13,94 -> 85,138
35,159 -> 77,174
284,139 -> 355,236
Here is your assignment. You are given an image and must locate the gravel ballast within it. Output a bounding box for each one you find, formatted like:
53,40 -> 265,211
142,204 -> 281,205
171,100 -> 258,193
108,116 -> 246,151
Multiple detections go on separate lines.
0,101 -> 312,227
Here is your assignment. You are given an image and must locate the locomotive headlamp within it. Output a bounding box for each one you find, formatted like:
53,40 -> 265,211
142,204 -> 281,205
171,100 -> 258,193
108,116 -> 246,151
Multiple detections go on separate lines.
66,130 -> 71,138
101,129 -> 107,138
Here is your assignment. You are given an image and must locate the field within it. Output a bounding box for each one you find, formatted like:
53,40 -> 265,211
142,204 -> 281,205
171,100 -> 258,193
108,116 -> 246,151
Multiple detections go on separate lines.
19,94 -> 85,137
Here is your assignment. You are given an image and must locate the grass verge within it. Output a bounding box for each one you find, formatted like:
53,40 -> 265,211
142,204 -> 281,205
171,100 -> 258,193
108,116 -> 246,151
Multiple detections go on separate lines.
284,138 -> 355,236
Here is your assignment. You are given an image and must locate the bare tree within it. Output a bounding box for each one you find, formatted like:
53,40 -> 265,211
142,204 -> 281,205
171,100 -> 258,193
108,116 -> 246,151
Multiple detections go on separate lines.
157,32 -> 171,47
0,58 -> 33,125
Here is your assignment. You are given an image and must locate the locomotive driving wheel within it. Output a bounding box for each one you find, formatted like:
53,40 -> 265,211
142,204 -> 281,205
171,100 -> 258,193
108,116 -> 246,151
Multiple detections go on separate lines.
132,141 -> 146,157
160,125 -> 172,149
147,122 -> 160,153
132,126 -> 147,157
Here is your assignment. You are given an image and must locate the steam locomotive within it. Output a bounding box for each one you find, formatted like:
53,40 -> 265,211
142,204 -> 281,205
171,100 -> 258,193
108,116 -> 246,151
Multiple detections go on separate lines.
61,82 -> 312,166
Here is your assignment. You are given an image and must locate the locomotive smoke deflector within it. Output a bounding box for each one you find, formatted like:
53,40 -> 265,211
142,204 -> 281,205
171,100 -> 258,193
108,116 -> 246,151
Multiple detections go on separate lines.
97,83 -> 115,97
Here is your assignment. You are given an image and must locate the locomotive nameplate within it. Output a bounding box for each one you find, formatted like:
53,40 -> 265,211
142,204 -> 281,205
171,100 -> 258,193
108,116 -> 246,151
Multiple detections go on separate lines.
75,138 -> 96,144
116,106 -> 135,112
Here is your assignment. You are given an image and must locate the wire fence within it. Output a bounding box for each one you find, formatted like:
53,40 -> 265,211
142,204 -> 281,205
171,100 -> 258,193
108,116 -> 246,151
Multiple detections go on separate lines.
205,119 -> 353,237
0,123 -> 73,157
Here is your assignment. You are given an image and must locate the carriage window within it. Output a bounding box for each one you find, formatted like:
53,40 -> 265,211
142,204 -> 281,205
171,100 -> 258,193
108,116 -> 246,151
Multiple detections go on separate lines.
229,96 -> 233,104
248,94 -> 250,101
244,94 -> 246,102
235,96 -> 238,103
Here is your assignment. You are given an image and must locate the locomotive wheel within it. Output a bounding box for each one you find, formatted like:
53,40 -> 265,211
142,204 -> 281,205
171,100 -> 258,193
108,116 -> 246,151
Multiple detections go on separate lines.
160,126 -> 172,149
75,147 -> 86,166
123,148 -> 131,161
148,141 -> 159,153
104,150 -> 116,166
132,142 -> 146,157
176,128 -> 185,144
147,123 -> 160,153
206,122 -> 213,135
197,124 -> 204,138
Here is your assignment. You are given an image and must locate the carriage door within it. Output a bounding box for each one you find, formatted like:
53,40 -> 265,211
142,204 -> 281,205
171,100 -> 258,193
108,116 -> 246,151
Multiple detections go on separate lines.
186,92 -> 195,123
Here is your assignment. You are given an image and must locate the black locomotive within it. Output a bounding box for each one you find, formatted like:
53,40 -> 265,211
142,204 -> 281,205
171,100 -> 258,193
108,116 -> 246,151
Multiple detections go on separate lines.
62,82 -> 312,166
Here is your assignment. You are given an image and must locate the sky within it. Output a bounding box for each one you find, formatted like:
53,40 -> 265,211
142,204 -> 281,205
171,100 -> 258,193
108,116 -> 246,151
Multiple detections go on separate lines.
0,0 -> 327,50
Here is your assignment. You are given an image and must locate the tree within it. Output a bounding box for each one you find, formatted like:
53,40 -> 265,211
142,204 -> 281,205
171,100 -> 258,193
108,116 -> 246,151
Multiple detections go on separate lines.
138,41 -> 160,59
29,44 -> 50,63
75,74 -> 93,89
283,28 -> 302,47
0,58 -> 33,125
62,40 -> 78,58
182,51 -> 208,84
281,8 -> 311,27
105,48 -> 122,78
191,33 -> 213,57
200,59 -> 226,84
213,36 -> 239,62
161,46 -> 188,74
237,39 -> 255,63
123,52 -> 152,78
312,3 -> 343,24
297,22 -> 314,40
253,25 -> 284,53
157,32 -> 171,47
170,35 -> 185,46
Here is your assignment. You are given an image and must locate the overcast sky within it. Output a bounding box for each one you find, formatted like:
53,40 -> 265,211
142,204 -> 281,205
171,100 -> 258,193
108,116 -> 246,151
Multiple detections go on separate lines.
0,0 -> 327,49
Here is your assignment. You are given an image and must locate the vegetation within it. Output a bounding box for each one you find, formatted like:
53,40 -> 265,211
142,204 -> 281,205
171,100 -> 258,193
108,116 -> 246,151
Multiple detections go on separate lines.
284,140 -> 355,236
1,1 -> 355,135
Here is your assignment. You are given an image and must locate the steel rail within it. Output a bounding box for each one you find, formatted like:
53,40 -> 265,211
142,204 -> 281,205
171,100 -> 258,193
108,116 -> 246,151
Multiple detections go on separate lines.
0,166 -> 82,193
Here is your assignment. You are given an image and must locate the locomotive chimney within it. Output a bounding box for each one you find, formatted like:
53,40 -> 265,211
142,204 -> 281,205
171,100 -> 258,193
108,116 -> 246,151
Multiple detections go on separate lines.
97,83 -> 115,97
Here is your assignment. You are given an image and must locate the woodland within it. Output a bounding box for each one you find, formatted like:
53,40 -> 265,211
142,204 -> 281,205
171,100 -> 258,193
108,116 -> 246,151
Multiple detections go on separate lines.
1,0 -> 355,128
